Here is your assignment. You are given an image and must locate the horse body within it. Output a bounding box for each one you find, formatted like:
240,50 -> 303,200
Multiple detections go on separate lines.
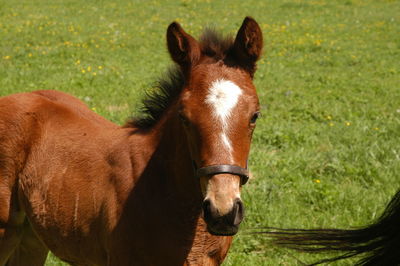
0,17 -> 263,265
0,90 -> 230,265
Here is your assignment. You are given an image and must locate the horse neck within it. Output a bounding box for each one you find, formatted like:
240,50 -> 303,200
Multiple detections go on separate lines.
158,112 -> 201,201
128,106 -> 202,204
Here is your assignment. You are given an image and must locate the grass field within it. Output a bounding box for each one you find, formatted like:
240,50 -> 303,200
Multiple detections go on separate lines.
1,0 -> 399,265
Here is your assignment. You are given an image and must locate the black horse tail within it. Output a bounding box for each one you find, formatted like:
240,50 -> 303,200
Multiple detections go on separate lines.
260,189 -> 400,266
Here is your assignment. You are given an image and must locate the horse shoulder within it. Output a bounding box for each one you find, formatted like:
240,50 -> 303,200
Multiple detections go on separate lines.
0,92 -> 133,263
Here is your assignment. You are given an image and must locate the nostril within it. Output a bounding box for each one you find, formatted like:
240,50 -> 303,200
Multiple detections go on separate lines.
232,199 -> 244,226
202,199 -> 212,221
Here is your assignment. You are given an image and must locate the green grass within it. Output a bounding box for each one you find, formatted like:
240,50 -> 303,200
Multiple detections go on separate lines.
1,0 -> 399,265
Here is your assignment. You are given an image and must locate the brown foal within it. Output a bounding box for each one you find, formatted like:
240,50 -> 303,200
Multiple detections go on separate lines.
0,17 -> 263,265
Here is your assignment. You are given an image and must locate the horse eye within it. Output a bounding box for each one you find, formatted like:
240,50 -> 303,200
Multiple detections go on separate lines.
250,111 -> 261,124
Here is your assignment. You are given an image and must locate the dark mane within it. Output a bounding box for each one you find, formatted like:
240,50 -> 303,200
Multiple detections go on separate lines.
125,66 -> 184,130
127,28 -> 235,130
199,28 -> 234,61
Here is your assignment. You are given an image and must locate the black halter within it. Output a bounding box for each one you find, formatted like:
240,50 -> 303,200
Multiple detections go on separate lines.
194,163 -> 250,185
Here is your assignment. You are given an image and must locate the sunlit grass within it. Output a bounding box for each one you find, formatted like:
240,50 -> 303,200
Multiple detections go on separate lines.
1,0 -> 399,265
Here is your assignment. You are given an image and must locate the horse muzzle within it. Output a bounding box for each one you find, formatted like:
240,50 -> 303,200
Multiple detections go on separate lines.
195,164 -> 248,235
202,198 -> 244,236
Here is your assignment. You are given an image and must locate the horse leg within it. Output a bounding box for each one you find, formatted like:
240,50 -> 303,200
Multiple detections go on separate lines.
6,221 -> 48,266
0,226 -> 23,266
0,189 -> 25,265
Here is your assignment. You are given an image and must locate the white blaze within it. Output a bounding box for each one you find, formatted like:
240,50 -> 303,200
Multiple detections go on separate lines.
221,133 -> 232,152
205,79 -> 242,157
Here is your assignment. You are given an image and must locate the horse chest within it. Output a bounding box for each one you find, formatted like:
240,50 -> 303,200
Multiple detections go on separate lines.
185,222 -> 233,266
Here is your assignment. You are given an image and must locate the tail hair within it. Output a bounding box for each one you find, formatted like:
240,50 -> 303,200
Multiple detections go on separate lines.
259,190 -> 400,265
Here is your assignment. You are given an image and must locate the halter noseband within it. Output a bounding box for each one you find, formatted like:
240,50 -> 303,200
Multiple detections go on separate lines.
195,164 -> 250,185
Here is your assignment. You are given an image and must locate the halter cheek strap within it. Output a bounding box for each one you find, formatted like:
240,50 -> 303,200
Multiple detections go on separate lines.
195,164 -> 250,185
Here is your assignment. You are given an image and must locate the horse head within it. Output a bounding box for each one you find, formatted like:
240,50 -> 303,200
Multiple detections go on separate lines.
166,17 -> 263,236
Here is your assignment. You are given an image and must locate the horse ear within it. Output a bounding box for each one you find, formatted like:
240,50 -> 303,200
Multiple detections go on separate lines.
167,22 -> 200,68
233,17 -> 263,76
